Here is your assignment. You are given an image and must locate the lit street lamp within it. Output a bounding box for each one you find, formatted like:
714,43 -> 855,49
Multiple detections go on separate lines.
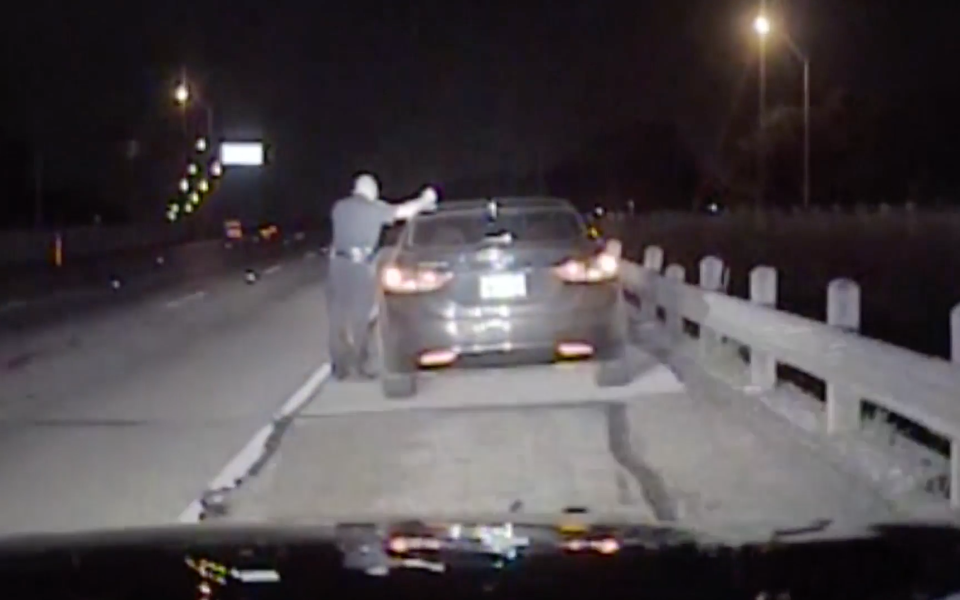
753,15 -> 770,35
754,8 -> 769,208
174,83 -> 189,105
173,74 -> 213,138
173,80 -> 214,137
753,12 -> 811,209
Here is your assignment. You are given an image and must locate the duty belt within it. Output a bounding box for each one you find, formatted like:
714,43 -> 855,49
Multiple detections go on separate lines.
331,246 -> 375,262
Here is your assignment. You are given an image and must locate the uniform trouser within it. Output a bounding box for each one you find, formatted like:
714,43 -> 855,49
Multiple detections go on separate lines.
325,255 -> 378,375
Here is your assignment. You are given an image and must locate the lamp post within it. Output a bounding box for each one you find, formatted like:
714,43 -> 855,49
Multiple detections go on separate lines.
788,39 -> 812,209
753,12 -> 770,209
753,12 -> 811,208
173,81 -> 215,138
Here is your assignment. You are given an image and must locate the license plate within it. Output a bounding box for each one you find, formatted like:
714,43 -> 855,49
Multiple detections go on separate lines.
479,273 -> 526,300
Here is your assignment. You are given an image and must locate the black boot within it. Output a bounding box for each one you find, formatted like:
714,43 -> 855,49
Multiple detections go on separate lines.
331,359 -> 353,381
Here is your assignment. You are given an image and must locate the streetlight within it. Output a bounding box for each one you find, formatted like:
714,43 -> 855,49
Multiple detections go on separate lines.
753,15 -> 770,35
753,13 -> 811,209
174,83 -> 189,105
172,78 -> 215,137
754,9 -> 769,209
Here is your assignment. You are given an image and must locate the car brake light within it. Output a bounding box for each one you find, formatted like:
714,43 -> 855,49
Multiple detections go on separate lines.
381,265 -> 453,294
553,251 -> 619,283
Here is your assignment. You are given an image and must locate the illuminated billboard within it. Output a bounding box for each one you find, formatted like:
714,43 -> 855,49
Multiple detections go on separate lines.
219,142 -> 264,166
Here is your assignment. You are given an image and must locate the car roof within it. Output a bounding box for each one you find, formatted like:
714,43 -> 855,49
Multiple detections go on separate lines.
425,196 -> 577,216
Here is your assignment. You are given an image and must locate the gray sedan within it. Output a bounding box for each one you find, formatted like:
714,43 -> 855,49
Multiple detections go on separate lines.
373,196 -> 630,398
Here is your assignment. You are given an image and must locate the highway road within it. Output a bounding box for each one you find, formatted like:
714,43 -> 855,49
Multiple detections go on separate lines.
0,240 -> 900,537
0,237 -> 310,335
0,241 -> 193,305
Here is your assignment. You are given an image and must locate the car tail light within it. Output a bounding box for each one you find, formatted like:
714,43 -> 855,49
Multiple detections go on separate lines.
553,250 -> 619,283
381,265 -> 453,294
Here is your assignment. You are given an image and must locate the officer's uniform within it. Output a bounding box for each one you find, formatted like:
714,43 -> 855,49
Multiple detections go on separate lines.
326,191 -> 395,380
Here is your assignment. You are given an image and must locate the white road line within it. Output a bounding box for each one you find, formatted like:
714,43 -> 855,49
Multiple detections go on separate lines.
164,290 -> 207,310
272,363 -> 332,420
177,362 -> 332,523
263,264 -> 282,276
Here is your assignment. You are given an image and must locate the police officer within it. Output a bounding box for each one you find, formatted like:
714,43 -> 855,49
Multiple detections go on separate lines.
326,173 -> 438,380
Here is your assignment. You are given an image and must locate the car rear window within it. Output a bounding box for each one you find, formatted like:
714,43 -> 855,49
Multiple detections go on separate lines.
409,207 -> 584,247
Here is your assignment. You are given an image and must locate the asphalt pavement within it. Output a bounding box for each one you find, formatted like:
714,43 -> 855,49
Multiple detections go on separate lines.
0,241 -> 195,305
0,239 -> 328,535
0,236 -> 315,338
0,244 -> 905,537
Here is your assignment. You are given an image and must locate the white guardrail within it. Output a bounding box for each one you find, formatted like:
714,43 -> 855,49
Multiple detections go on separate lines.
620,246 -> 960,509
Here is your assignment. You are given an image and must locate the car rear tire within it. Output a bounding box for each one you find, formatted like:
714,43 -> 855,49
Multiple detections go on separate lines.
595,354 -> 632,387
595,305 -> 633,387
376,316 -> 417,399
594,316 -> 632,387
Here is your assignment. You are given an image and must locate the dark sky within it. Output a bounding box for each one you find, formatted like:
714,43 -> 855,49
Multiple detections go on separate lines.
2,0 -> 959,215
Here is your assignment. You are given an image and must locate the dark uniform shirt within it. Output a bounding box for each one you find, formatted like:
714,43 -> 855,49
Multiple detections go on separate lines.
330,194 -> 396,251
326,193 -> 397,376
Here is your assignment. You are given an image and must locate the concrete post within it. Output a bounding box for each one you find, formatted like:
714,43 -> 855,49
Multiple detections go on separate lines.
952,442 -> 960,509
642,246 -> 664,271
698,256 -> 725,357
663,264 -> 685,338
827,279 -> 861,332
825,278 -> 862,434
748,266 -> 778,391
640,246 -> 664,322
950,304 -> 960,364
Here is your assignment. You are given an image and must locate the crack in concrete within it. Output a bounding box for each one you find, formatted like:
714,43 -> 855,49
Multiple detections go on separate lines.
198,409 -> 302,522
199,396 -> 680,524
605,402 -> 678,521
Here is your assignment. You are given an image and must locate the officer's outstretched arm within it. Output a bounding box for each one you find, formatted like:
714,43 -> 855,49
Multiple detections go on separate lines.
393,187 -> 438,221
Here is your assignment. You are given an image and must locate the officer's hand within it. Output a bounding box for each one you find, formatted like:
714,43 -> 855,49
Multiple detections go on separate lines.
419,186 -> 439,211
